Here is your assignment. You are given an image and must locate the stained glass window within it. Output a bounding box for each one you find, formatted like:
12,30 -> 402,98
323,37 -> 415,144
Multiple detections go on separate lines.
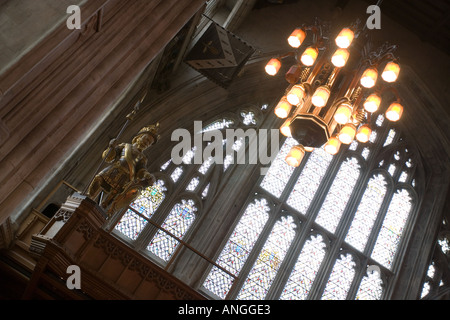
147,199 -> 197,262
115,180 -> 167,240
202,198 -> 270,299
371,189 -> 413,269
280,234 -> 327,300
202,119 -> 234,132
315,157 -> 360,233
345,174 -> 387,252
355,268 -> 383,300
383,129 -> 396,146
129,180 -> 167,218
186,177 -> 200,191
321,253 -> 356,300
171,167 -> 184,182
438,236 -> 450,255
287,147 -> 333,215
114,210 -> 148,241
241,111 -> 256,126
237,216 -> 297,300
260,137 -> 297,198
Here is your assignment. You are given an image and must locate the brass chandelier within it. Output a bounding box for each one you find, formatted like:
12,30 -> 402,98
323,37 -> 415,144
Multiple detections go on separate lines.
265,19 -> 403,167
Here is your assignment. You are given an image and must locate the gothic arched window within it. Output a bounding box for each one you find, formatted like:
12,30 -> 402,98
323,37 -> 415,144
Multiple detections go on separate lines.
200,109 -> 420,300
109,106 -> 263,267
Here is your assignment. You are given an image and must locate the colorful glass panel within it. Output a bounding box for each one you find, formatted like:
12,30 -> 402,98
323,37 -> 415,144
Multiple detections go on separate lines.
280,234 -> 327,300
315,157 -> 360,233
371,189 -> 412,269
345,174 -> 387,252
237,216 -> 296,300
321,253 -> 356,300
147,199 -> 197,261
202,199 -> 270,299
260,137 -> 297,198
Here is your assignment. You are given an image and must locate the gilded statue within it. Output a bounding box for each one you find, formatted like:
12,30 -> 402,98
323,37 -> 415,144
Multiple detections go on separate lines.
87,123 -> 160,216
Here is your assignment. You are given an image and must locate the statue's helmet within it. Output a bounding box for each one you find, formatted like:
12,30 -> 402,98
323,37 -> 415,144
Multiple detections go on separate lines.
132,122 -> 160,145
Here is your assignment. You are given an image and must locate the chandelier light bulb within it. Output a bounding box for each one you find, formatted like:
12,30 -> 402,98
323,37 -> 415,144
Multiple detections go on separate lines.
334,103 -> 353,124
280,120 -> 292,137
385,102 -> 403,121
381,61 -> 400,82
311,85 -> 331,107
286,85 -> 306,106
360,67 -> 378,88
300,47 -> 319,66
356,124 -> 372,143
288,28 -> 306,48
265,58 -> 281,76
274,97 -> 292,119
338,123 -> 357,144
335,28 -> 354,49
324,135 -> 341,155
363,93 -> 382,113
331,48 -> 350,68
286,145 -> 306,167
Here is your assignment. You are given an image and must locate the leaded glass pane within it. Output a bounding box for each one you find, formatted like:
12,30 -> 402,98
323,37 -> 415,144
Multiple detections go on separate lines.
202,183 -> 210,199
129,179 -> 167,218
202,119 -> 234,132
355,268 -> 383,300
260,137 -> 297,198
160,160 -> 171,171
287,147 -> 333,215
182,147 -> 197,164
349,140 -> 358,151
345,174 -> 387,252
115,180 -> 167,240
371,189 -> 412,269
280,234 -> 326,300
376,114 -> 385,127
315,157 -> 360,233
237,216 -> 297,300
199,156 -> 214,174
186,177 -> 200,191
399,171 -> 408,182
202,199 -> 270,298
383,129 -> 396,146
369,130 -> 377,143
224,137 -> 244,171
171,167 -> 183,182
321,253 -> 356,300
362,147 -> 370,160
438,236 -> 450,254
241,111 -> 256,125
115,210 -> 147,240
147,199 -> 197,261
421,282 -> 431,298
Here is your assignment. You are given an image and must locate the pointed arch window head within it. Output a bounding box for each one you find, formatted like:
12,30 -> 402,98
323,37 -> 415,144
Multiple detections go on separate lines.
321,253 -> 356,300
